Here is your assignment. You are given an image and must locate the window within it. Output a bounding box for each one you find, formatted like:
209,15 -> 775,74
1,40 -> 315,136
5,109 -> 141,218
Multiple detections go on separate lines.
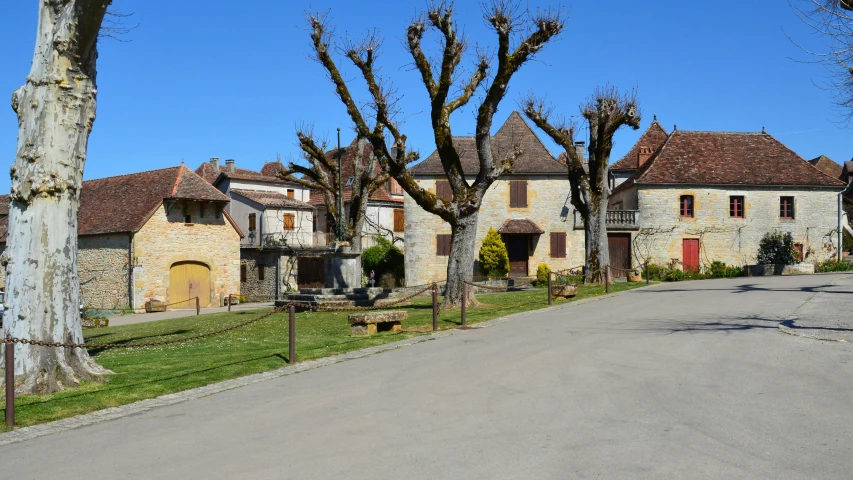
393,209 -> 404,232
780,196 -> 795,219
550,232 -> 567,258
283,213 -> 295,231
389,178 -> 404,195
258,264 -> 265,281
436,180 -> 452,201
240,264 -> 247,282
248,213 -> 257,231
729,196 -> 744,218
436,234 -> 452,256
286,189 -> 295,199
679,195 -> 694,218
345,176 -> 355,188
510,180 -> 528,208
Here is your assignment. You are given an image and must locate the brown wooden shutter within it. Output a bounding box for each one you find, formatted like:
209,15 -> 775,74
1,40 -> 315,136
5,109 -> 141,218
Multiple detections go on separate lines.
248,213 -> 256,231
436,180 -> 452,201
287,189 -> 295,199
437,234 -> 451,256
393,209 -> 404,232
283,214 -> 295,230
519,181 -> 528,207
510,181 -> 528,207
550,232 -> 566,258
258,264 -> 265,281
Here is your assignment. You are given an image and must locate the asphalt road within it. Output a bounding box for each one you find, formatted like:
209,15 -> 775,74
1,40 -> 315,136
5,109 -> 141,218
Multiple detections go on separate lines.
3,274 -> 852,479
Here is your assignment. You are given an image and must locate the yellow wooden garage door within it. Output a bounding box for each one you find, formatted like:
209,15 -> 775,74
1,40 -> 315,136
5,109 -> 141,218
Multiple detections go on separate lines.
169,262 -> 211,309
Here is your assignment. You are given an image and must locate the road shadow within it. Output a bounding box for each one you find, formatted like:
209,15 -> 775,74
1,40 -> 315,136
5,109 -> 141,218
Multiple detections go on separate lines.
637,283 -> 853,295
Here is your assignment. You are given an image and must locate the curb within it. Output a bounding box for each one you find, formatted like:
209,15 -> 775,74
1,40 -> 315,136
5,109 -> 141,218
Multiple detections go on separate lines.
0,282 -> 656,447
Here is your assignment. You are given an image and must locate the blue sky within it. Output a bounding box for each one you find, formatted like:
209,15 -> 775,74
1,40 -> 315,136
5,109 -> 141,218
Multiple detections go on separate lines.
1,1 -> 850,193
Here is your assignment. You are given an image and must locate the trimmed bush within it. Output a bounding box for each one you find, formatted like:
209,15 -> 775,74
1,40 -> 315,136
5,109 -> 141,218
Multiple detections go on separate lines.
536,264 -> 551,285
757,231 -> 796,265
362,237 -> 405,287
479,228 -> 509,278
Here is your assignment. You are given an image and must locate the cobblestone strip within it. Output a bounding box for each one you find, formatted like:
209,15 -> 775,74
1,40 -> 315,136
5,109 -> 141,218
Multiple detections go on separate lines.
0,282 -> 661,447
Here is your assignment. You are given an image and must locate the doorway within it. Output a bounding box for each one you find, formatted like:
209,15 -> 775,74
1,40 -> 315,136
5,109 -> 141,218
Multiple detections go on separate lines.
682,239 -> 700,273
505,236 -> 529,277
608,233 -> 632,278
169,261 -> 211,309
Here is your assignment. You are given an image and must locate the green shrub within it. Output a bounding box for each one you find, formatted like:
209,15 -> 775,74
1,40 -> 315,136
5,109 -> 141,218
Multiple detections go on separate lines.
478,228 -> 509,278
362,237 -> 405,286
816,260 -> 853,272
757,231 -> 796,265
709,261 -> 727,279
536,264 -> 551,285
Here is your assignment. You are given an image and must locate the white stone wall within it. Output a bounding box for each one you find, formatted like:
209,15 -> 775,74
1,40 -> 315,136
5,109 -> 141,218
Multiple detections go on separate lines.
634,185 -> 842,268
404,176 -> 583,286
225,178 -> 311,203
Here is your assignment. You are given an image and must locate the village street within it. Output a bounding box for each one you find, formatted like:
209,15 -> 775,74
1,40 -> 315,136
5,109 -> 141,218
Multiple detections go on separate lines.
2,274 -> 853,479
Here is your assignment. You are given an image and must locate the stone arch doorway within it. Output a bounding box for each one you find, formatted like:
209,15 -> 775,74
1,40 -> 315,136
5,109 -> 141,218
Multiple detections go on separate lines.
169,261 -> 211,308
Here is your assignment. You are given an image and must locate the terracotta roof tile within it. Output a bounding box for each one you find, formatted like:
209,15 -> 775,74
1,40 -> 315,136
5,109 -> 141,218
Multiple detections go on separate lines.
610,120 -> 669,171
619,131 -> 846,190
231,189 -> 312,209
497,218 -> 544,235
411,111 -> 566,175
809,155 -> 843,179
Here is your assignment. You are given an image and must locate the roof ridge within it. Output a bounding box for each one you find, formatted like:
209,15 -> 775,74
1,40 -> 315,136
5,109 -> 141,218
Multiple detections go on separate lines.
84,165 -> 181,183
495,110 -> 561,166
171,166 -> 185,197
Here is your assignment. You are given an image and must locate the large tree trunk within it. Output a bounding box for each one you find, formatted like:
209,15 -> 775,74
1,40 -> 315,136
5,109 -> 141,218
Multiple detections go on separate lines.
2,2 -> 111,394
583,190 -> 610,284
443,211 -> 479,307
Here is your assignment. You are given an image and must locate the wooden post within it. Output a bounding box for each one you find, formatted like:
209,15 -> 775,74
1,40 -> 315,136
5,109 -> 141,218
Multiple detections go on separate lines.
461,282 -> 467,326
547,272 -> 553,306
196,297 -> 200,316
4,339 -> 14,427
432,284 -> 438,332
228,294 -> 232,312
605,266 -> 610,294
288,304 -> 296,363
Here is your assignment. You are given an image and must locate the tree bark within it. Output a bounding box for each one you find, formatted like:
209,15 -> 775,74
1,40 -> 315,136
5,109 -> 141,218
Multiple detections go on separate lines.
443,211 -> 479,306
583,189 -> 610,283
2,1 -> 111,394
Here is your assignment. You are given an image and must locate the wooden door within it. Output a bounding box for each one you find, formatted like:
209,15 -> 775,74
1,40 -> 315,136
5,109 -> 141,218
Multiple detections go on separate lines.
682,239 -> 700,273
608,233 -> 632,278
506,236 -> 529,277
297,257 -> 325,289
170,261 -> 211,309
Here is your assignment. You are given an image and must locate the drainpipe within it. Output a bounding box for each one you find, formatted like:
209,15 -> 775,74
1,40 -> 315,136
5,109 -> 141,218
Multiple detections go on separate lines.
842,180 -> 852,262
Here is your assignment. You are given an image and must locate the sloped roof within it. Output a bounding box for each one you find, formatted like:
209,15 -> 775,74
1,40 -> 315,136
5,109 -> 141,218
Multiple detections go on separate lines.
231,189 -> 312,209
809,155 -> 843,179
410,111 -> 566,175
497,218 -> 544,235
79,166 -> 230,236
616,130 -> 846,190
195,161 -> 292,186
260,161 -> 285,177
610,120 -> 669,171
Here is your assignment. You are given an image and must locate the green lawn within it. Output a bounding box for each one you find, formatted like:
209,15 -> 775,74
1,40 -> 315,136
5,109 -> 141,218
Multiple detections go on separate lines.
1,281 -> 645,429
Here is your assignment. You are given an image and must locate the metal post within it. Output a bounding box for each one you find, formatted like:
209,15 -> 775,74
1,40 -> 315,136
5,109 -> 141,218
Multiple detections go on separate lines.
547,272 -> 553,306
432,285 -> 438,332
605,266 -> 610,294
228,294 -> 232,312
336,128 -> 344,243
461,282 -> 467,326
196,297 -> 200,316
288,304 -> 296,363
5,339 -> 14,428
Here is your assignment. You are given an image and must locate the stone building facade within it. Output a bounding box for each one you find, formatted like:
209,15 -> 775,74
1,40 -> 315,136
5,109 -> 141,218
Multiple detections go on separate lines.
610,126 -> 847,270
404,112 -> 582,286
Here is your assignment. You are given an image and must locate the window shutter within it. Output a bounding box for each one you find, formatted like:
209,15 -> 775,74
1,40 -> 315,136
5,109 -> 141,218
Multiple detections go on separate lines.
550,232 -> 566,258
437,234 -> 451,256
394,209 -> 404,232
248,213 -> 256,231
436,181 -> 452,201
283,214 -> 295,230
287,189 -> 295,199
520,181 -> 528,207
258,264 -> 265,281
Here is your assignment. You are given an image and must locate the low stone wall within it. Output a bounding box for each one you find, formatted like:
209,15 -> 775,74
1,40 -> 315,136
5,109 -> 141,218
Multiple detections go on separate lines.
746,263 -> 816,276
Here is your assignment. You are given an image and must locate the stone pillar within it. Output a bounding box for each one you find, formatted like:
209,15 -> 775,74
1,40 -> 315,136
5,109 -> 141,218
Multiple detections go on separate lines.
324,246 -> 363,289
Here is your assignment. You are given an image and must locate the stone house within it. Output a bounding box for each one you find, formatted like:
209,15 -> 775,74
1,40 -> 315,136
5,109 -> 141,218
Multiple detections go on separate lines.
609,125 -> 848,270
0,166 -> 243,311
404,111 -> 580,286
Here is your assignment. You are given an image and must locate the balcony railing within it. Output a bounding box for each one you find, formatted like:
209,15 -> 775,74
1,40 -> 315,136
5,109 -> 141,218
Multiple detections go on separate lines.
252,232 -> 402,250
574,210 -> 639,230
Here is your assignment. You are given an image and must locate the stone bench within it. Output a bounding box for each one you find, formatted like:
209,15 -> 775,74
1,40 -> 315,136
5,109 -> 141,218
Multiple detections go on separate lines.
348,311 -> 408,336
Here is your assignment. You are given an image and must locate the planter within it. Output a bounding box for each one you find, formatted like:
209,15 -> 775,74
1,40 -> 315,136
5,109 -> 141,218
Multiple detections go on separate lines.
627,270 -> 643,282
551,284 -> 578,298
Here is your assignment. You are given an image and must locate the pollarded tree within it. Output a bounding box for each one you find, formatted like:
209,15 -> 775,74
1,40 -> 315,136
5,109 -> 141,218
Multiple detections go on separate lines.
276,134 -> 388,250
524,87 -> 640,283
306,2 -> 563,306
2,1 -> 114,394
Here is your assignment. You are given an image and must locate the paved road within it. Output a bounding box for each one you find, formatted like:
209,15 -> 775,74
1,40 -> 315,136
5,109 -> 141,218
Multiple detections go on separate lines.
4,274 -> 853,479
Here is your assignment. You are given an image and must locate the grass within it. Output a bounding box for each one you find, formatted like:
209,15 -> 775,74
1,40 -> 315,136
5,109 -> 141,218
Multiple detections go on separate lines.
1,281 -> 646,430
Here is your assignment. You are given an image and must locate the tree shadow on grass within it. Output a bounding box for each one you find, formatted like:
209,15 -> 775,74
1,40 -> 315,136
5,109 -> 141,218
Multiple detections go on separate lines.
86,329 -> 193,355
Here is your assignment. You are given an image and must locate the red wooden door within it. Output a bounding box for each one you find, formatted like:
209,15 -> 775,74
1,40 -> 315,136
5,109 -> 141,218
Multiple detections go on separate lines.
682,239 -> 700,272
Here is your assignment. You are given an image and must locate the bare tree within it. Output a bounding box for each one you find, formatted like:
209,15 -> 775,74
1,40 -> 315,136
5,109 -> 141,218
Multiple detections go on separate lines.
790,0 -> 853,117
307,2 -> 563,307
3,1 -> 113,393
277,134 -> 388,250
524,87 -> 640,283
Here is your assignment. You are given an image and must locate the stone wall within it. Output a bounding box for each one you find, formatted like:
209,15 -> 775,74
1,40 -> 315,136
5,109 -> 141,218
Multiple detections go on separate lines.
404,176 -> 583,286
133,201 -> 241,310
635,185 -> 842,268
240,249 -> 288,302
79,234 -> 131,310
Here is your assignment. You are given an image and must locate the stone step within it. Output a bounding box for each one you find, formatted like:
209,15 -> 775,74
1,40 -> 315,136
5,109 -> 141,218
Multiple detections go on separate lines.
298,288 -> 392,295
285,293 -> 385,302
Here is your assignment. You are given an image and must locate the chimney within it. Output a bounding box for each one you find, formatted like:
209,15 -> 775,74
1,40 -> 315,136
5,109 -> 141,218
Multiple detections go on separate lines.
574,141 -> 586,163
638,146 -> 653,166
225,159 -> 235,173
209,157 -> 220,172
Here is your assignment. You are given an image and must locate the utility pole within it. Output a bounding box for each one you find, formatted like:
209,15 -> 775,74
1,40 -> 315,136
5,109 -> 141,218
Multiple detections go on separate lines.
337,128 -> 345,242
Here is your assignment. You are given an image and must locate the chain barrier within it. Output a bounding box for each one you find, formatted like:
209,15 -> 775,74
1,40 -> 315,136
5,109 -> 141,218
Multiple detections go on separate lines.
160,297 -> 200,309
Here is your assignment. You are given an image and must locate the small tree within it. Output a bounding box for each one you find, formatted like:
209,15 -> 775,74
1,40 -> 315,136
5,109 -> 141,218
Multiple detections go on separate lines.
757,232 -> 797,265
478,228 -> 509,278
536,264 -> 551,284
